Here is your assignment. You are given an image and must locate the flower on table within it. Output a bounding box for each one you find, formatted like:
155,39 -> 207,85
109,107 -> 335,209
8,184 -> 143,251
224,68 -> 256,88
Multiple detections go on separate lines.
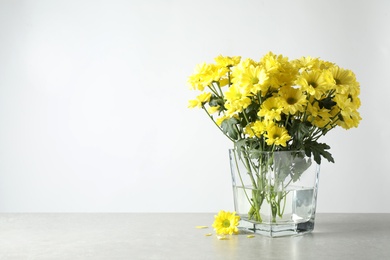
212,210 -> 240,235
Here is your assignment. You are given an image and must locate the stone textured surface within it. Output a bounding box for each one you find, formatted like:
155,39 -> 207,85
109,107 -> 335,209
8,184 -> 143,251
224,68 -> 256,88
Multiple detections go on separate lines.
0,213 -> 389,259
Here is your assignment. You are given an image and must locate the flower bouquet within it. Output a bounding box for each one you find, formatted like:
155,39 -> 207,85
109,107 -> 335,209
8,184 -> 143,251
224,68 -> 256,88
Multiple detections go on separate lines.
188,52 -> 361,236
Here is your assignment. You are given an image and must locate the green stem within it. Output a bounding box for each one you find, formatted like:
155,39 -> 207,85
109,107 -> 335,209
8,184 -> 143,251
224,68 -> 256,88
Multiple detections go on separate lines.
233,151 -> 255,207
207,84 -> 220,97
239,148 -> 264,223
201,105 -> 235,143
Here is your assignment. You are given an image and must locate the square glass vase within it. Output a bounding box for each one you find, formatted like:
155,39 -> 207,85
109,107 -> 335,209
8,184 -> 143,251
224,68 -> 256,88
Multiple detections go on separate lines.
229,149 -> 320,237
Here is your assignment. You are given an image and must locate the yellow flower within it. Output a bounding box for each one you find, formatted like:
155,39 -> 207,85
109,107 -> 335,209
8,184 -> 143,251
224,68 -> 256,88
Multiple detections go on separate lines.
260,52 -> 298,90
279,86 -> 307,115
258,97 -> 283,121
295,70 -> 333,99
252,121 -> 266,135
232,63 -> 269,94
334,90 -> 361,112
332,106 -> 362,130
212,210 -> 240,235
329,66 -> 359,95
306,101 -> 333,129
293,56 -> 322,71
188,63 -> 214,91
264,124 -> 291,147
244,120 -> 266,138
215,115 -> 229,126
224,85 -> 251,116
231,58 -> 259,87
188,92 -> 212,108
188,99 -> 200,109
260,51 -> 282,73
218,78 -> 229,87
214,55 -> 241,68
208,105 -> 220,114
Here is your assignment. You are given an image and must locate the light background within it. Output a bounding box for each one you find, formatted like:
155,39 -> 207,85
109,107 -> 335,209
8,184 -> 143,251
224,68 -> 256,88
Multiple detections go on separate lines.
0,0 -> 389,213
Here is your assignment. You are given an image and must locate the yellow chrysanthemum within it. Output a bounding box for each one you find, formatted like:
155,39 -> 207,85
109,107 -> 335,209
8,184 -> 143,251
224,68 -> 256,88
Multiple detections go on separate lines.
188,92 -> 212,108
331,92 -> 361,128
279,86 -> 307,115
333,93 -> 355,111
212,210 -> 240,235
293,56 -> 322,71
218,77 -> 229,87
244,120 -> 266,138
232,64 -> 269,95
214,55 -> 241,68
329,66 -> 359,95
215,115 -> 229,126
230,59 -> 258,82
258,97 -> 283,121
264,124 -> 291,147
244,123 -> 256,137
188,63 -> 215,91
260,51 -> 282,73
224,85 -> 251,116
334,108 -> 362,130
208,105 -> 220,114
333,90 -> 361,113
295,70 -> 333,99
260,52 -> 298,89
306,102 -> 333,129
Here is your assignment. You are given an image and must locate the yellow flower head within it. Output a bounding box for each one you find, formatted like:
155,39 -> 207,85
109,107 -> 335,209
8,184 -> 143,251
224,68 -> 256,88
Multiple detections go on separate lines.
258,97 -> 283,121
214,55 -> 241,68
224,85 -> 252,116
244,123 -> 256,138
212,210 -> 240,235
260,52 -> 298,90
306,101 -> 333,129
333,106 -> 362,130
295,70 -> 333,99
329,66 -> 359,95
244,120 -> 266,138
264,123 -> 291,147
294,56 -> 321,71
279,86 -> 307,115
208,105 -> 220,114
187,92 -> 212,108
188,63 -> 214,91
232,63 -> 269,95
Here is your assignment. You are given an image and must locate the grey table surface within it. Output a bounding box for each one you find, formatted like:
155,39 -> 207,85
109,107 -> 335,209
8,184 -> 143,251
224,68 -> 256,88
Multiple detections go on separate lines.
0,213 -> 389,260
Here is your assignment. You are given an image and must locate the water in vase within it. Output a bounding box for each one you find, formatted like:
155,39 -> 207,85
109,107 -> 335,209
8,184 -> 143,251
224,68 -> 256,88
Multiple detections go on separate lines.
233,185 -> 316,224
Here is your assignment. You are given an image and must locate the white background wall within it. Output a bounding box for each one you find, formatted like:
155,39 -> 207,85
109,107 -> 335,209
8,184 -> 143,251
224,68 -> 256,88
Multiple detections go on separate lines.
0,0 -> 389,213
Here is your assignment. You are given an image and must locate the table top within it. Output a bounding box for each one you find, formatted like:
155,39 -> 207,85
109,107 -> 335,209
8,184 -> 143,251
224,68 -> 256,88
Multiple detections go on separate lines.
0,213 -> 389,259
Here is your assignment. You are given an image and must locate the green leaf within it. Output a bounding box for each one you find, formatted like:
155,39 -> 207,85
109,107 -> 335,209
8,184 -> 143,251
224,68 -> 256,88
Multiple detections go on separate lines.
221,117 -> 240,140
209,95 -> 224,108
304,141 -> 335,165
244,103 -> 260,123
318,96 -> 337,110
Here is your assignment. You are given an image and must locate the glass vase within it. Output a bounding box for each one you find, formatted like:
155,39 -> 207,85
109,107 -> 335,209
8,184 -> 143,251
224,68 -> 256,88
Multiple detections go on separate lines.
229,149 -> 320,237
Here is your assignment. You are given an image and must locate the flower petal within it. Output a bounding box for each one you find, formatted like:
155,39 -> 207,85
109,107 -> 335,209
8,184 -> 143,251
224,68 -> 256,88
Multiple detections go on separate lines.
195,226 -> 208,229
